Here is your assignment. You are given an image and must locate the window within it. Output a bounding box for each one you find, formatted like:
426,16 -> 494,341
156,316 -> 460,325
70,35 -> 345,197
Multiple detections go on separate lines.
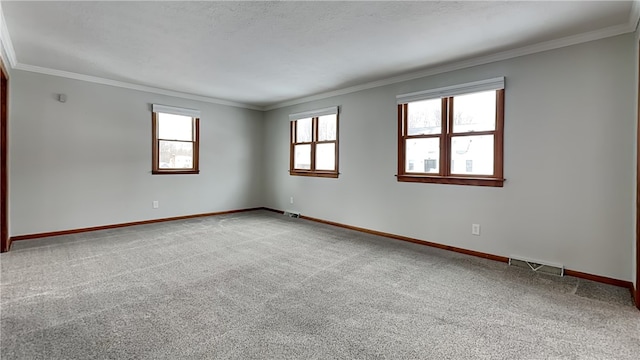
152,104 -> 200,174
465,160 -> 474,173
289,106 -> 339,178
397,77 -> 504,187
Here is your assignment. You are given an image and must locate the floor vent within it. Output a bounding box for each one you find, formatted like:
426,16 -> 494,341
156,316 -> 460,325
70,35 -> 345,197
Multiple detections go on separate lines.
284,210 -> 300,218
509,256 -> 564,277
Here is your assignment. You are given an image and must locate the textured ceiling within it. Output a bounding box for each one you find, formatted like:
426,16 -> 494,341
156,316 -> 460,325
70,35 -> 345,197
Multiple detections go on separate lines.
1,1 -> 635,108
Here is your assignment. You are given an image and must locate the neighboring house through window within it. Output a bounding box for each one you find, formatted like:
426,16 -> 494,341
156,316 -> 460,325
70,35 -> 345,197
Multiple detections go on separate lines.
152,104 -> 200,174
397,77 -> 505,187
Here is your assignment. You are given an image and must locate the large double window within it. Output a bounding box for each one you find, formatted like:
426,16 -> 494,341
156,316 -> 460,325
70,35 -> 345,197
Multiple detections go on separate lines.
289,106 -> 339,178
397,77 -> 505,187
152,104 -> 200,175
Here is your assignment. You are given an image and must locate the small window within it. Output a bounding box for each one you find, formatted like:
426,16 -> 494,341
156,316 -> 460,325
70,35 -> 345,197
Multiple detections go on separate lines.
425,159 -> 437,172
152,104 -> 200,174
465,159 -> 473,173
397,78 -> 505,187
289,107 -> 339,178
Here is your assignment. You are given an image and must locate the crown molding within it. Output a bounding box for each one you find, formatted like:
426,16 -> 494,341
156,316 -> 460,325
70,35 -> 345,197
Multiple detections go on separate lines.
13,63 -> 263,110
0,3 -> 17,67
264,22 -> 634,111
0,2 -> 260,110
632,0 -> 640,40
0,2 -> 635,113
631,0 -> 640,32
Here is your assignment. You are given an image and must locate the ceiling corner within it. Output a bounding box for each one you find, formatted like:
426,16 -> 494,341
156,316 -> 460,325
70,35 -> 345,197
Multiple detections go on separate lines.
0,2 -> 17,67
14,62 -> 264,111
630,0 -> 640,32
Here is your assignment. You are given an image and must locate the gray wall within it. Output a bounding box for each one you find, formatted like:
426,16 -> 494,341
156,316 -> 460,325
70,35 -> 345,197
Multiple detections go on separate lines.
7,33 -> 637,283
634,29 -> 639,292
10,71 -> 264,235
0,48 -> 8,243
263,34 -> 636,281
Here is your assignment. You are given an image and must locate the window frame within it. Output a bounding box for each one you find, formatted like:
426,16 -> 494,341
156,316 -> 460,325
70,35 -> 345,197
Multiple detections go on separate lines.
397,87 -> 504,187
289,112 -> 339,178
152,110 -> 200,175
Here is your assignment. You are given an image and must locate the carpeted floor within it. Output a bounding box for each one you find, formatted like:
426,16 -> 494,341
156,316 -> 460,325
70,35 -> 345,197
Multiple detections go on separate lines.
1,210 -> 639,359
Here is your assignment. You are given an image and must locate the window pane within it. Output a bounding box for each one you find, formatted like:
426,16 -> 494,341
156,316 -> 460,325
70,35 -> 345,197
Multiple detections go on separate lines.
295,118 -> 312,143
158,113 -> 193,141
318,114 -> 337,141
407,98 -> 441,135
159,140 -> 193,169
452,91 -> 496,133
316,143 -> 335,171
294,144 -> 311,170
405,138 -> 439,173
450,135 -> 494,175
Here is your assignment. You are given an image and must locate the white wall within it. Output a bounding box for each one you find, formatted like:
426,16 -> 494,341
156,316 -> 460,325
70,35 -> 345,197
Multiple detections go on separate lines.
263,34 -> 636,281
10,71 -> 264,235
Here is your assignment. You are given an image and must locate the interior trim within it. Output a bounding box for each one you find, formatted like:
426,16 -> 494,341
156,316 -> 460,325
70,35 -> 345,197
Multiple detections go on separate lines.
396,175 -> 505,187
636,36 -> 640,310
0,16 -> 633,112
263,208 -> 507,262
289,106 -> 338,121
304,213 -> 509,262
9,207 -> 262,241
631,0 -> 640,33
0,6 -> 17,67
152,104 -> 201,117
396,76 -> 504,104
263,208 -> 636,296
0,58 -> 8,252
264,23 -> 633,111
563,269 -> 634,291
13,63 -> 262,111
8,206 -> 637,303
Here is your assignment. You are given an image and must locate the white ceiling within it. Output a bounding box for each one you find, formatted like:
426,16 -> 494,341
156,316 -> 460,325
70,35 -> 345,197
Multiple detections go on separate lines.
1,1 -> 637,109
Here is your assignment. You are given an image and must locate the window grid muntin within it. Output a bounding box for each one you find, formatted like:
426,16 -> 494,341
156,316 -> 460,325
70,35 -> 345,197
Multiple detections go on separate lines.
398,89 -> 504,185
290,114 -> 338,177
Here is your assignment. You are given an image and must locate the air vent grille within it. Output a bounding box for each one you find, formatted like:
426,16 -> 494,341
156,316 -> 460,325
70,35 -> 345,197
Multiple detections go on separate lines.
509,256 -> 564,277
283,210 -> 300,218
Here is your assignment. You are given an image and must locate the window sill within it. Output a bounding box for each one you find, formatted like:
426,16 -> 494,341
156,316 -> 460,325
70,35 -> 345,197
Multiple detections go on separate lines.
396,174 -> 504,187
152,170 -> 200,175
290,170 -> 339,178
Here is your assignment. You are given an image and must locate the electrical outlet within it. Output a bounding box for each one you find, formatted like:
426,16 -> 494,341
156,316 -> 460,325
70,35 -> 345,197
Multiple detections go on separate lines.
290,197 -> 294,204
153,201 -> 159,209
472,224 -> 480,236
